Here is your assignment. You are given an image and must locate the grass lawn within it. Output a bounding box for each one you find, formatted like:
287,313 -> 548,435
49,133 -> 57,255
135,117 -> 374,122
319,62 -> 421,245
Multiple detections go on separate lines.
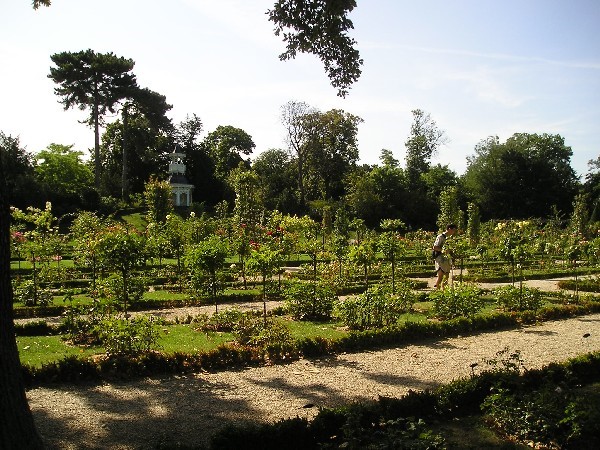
158,325 -> 234,353
284,318 -> 348,340
17,318 -> 352,367
17,335 -> 101,368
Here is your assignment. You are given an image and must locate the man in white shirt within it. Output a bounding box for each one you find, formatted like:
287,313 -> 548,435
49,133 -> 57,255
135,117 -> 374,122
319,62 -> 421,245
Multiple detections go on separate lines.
432,224 -> 457,289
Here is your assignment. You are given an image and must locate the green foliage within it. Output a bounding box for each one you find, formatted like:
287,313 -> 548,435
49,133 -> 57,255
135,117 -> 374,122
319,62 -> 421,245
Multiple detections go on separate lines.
13,279 -> 53,307
323,415 -> 445,450
483,346 -> 526,374
100,316 -> 162,356
467,202 -> 481,245
186,234 -> 229,306
334,283 -> 416,330
493,285 -> 543,312
202,125 -> 255,181
49,49 -> 138,187
559,275 -> 600,293
437,185 -> 461,232
14,320 -> 56,336
430,283 -> 484,320
144,176 -> 173,224
61,299 -> 111,346
34,143 -> 93,196
233,316 -> 294,358
193,308 -> 246,332
98,273 -> 146,305
284,281 -> 335,321
463,133 -> 578,219
482,385 -> 600,449
268,0 -> 362,97
570,193 -> 589,237
211,417 -> 314,450
405,109 -> 447,189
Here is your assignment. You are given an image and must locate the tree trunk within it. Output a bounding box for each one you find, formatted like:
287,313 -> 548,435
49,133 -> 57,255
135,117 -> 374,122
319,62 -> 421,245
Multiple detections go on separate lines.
94,99 -> 101,190
121,103 -> 129,202
297,155 -> 305,208
0,152 -> 45,449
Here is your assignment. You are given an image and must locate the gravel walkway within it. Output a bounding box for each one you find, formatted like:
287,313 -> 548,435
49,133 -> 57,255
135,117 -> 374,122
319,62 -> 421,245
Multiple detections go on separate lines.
23,276 -> 600,449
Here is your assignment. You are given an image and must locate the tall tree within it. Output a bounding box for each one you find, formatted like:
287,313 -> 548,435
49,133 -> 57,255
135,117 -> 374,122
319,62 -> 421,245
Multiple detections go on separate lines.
463,133 -> 578,220
281,100 -> 315,209
48,49 -> 138,189
1,140 -> 45,449
252,148 -> 300,213
583,157 -> 600,223
38,3 -> 363,97
405,109 -> 448,189
34,143 -> 96,215
301,108 -> 362,202
144,177 -> 173,225
174,114 -> 203,151
32,0 -> 50,8
201,125 -> 254,181
344,157 -> 410,228
229,165 -> 264,230
173,115 -> 221,209
34,143 -> 93,196
99,87 -> 172,199
268,0 -> 363,97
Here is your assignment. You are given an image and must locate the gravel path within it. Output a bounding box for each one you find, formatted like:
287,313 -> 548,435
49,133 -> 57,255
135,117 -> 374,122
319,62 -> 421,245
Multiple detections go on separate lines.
23,277 -> 600,449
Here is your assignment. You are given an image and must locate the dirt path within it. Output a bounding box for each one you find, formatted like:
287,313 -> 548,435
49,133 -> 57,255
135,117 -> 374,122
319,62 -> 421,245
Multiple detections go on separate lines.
21,275 -> 600,449
27,312 -> 600,449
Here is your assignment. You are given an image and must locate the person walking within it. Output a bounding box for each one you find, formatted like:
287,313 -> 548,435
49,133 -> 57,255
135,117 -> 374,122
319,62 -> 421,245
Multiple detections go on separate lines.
432,223 -> 457,289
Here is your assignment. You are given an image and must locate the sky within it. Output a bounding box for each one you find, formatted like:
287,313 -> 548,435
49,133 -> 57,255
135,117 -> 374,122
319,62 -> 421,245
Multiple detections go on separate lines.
2,0 -> 599,179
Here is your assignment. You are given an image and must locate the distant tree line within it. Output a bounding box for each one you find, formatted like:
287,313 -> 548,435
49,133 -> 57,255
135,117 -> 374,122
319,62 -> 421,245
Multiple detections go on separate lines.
2,103 -> 598,230
2,47 -> 598,227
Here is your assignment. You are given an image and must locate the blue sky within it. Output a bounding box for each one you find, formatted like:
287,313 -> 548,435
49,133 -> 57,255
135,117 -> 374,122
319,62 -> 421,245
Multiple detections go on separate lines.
2,0 -> 599,178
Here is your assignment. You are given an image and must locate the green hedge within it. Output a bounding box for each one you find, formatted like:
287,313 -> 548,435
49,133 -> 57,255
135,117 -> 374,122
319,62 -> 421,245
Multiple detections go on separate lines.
21,299 -> 600,385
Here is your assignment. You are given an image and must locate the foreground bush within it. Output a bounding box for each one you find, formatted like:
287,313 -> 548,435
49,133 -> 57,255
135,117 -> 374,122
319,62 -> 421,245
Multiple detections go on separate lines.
100,315 -> 162,356
493,284 -> 543,312
482,385 -> 600,449
233,315 -> 296,360
334,283 -> 416,330
429,283 -> 484,319
283,281 -> 335,321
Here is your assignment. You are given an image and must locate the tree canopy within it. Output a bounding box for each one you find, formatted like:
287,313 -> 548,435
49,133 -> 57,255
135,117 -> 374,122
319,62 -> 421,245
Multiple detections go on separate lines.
0,133 -> 39,209
48,49 -> 138,189
34,143 -> 93,196
462,133 -> 578,220
268,0 -> 363,97
38,1 -> 363,97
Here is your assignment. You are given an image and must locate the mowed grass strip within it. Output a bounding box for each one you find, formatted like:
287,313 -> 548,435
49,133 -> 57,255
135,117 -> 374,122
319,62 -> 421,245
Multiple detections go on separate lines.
17,335 -> 101,368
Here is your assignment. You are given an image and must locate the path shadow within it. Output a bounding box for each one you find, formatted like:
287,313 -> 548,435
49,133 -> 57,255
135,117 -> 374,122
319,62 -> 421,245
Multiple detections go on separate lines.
576,317 -> 600,323
363,372 -> 438,391
248,375 -> 351,408
29,375 -> 264,449
521,330 -> 558,336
